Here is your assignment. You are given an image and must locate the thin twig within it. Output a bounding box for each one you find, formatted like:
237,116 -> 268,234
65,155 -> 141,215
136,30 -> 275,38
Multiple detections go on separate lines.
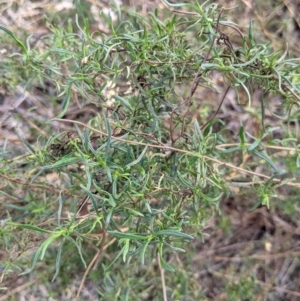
218,21 -> 244,40
76,230 -> 110,300
157,253 -> 168,301
0,279 -> 38,301
217,143 -> 299,152
0,173 -> 80,197
200,85 -> 231,129
52,118 -> 300,188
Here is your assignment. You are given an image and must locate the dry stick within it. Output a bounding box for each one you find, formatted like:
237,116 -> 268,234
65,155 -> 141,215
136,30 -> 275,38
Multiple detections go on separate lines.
200,85 -> 231,130
6,153 -> 33,163
284,84 -> 300,104
92,232 -> 111,272
76,245 -> 103,299
283,0 -> 300,29
76,228 -> 128,299
17,112 -> 49,136
53,118 -> 300,188
0,279 -> 38,301
217,143 -> 299,152
158,253 -> 168,301
76,230 -> 112,300
0,173 -> 80,197
219,21 -> 244,40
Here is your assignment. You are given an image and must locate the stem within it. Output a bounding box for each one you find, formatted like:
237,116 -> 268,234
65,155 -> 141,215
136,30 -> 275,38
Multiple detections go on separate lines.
158,253 -> 168,301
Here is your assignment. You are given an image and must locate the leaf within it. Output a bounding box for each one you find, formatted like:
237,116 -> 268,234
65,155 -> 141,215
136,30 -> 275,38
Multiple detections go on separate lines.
155,229 -> 194,240
64,235 -> 87,268
57,191 -> 63,227
162,0 -> 186,7
252,149 -> 278,172
108,231 -> 149,240
125,207 -> 145,217
248,19 -> 255,47
51,239 -> 65,282
260,93 -> 266,131
0,25 -> 28,55
232,45 -> 267,68
239,126 -> 245,146
220,146 -> 240,154
10,223 -> 53,234
104,248 -> 123,272
103,113 -> 112,161
55,85 -> 72,119
122,239 -> 130,262
159,253 -> 174,272
126,145 -> 148,168
105,208 -> 114,228
196,188 -> 223,203
114,94 -> 132,111
140,240 -> 150,265
163,241 -> 186,253
42,155 -> 81,170
248,137 -> 262,151
20,234 -> 59,275
80,185 -> 98,212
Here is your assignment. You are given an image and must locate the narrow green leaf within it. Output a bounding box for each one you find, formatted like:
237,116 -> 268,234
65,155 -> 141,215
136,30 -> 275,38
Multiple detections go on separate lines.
239,126 -> 245,146
80,185 -> 98,212
160,253 -> 175,272
176,171 -> 194,189
9,223 -> 53,234
104,248 -> 123,272
20,234 -> 60,275
248,137 -> 262,151
155,229 -> 194,240
108,231 -> 148,240
248,19 -> 255,47
52,239 -> 65,282
140,240 -> 151,265
64,235 -> 87,268
55,85 -> 72,119
162,0 -> 186,7
126,145 -> 148,168
114,94 -> 132,111
122,239 -> 130,262
252,149 -> 278,172
42,156 -> 81,170
57,191 -> 63,227
196,189 -> 223,203
0,25 -> 28,55
105,208 -> 114,228
163,241 -> 186,253
125,207 -> 145,217
220,146 -> 240,153
104,113 -> 112,161
260,93 -> 266,131
52,48 -> 75,56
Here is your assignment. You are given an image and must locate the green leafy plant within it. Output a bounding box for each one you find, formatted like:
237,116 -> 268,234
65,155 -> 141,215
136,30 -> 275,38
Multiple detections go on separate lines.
0,0 -> 299,299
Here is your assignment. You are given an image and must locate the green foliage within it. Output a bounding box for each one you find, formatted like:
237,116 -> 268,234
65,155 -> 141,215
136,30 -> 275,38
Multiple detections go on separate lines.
0,0 -> 299,299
